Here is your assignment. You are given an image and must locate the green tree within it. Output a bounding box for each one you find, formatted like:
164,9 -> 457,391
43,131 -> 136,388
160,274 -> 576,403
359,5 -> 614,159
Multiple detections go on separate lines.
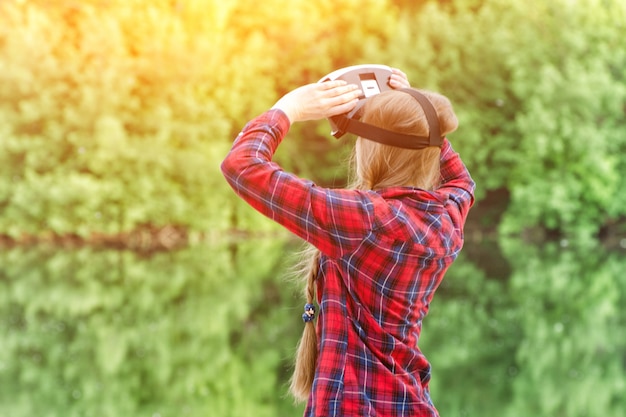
0,0 -> 625,240
379,0 -> 626,237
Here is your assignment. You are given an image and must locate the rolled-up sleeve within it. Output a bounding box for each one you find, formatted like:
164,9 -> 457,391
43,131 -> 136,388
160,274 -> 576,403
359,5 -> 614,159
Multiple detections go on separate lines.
437,138 -> 476,228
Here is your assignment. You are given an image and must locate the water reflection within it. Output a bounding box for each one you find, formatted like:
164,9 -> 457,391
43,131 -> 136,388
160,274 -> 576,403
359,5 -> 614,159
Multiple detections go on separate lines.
0,240 -> 304,417
1,238 -> 624,417
422,239 -> 626,417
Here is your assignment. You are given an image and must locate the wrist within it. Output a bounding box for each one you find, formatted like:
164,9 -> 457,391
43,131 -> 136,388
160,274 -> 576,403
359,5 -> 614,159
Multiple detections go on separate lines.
268,107 -> 294,131
270,105 -> 294,124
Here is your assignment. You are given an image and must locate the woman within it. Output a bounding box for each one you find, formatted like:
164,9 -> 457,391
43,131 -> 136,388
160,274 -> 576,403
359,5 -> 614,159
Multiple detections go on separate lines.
221,69 -> 475,416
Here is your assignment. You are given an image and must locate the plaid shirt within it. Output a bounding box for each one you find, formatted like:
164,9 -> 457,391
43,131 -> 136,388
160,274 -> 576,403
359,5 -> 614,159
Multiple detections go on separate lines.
221,109 -> 475,416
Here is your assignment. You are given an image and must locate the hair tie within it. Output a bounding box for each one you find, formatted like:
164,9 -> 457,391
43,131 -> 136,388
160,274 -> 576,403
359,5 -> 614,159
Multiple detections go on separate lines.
302,303 -> 316,323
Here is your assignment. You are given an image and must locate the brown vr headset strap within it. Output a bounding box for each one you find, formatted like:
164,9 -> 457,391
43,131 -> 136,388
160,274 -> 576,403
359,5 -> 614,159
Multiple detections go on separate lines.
330,88 -> 443,149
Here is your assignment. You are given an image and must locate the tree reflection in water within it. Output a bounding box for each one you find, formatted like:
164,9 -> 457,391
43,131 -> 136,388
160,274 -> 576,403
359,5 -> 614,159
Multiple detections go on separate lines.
422,239 -> 626,417
0,238 -> 624,417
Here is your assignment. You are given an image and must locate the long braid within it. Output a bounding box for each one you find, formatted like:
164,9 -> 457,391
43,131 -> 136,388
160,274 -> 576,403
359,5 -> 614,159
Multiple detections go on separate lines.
289,249 -> 320,402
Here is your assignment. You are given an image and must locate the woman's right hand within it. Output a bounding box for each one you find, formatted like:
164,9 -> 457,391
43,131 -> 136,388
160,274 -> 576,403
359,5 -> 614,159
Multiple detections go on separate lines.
271,81 -> 362,124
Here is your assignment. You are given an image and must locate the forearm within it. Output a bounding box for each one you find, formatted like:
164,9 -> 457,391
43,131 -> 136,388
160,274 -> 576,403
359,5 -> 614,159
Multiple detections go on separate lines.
220,109 -> 291,218
438,139 -> 476,219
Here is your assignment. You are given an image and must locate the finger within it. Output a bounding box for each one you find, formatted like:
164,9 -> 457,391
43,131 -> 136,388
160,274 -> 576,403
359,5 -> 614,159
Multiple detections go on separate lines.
327,98 -> 360,117
390,73 -> 408,83
389,74 -> 410,89
319,92 -> 361,118
331,87 -> 362,105
390,68 -> 408,79
319,80 -> 347,90
318,81 -> 359,99
325,83 -> 360,98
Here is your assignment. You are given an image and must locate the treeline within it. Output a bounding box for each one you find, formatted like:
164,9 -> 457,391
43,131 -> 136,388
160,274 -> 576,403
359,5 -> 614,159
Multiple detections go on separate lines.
0,0 -> 624,244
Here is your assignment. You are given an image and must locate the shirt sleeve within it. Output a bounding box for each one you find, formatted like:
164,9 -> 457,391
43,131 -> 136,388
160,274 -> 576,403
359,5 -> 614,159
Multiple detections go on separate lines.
220,109 -> 374,257
437,138 -> 476,228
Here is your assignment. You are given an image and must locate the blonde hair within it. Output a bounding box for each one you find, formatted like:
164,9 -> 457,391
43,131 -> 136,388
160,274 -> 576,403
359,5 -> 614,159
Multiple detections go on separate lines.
289,88 -> 458,402
352,89 -> 458,191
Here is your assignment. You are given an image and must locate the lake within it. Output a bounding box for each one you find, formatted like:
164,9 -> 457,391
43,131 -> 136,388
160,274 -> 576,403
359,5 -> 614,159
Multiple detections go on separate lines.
1,236 -> 624,417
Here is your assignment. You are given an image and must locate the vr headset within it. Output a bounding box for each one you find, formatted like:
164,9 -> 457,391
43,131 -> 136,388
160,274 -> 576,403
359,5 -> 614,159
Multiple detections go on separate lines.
318,64 -> 443,149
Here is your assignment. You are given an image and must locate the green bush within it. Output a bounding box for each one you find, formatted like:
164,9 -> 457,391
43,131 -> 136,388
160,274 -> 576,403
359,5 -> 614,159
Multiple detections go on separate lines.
0,0 -> 624,240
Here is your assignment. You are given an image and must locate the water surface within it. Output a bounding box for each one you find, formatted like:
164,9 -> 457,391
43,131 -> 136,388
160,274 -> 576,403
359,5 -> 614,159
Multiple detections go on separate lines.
1,237 -> 624,417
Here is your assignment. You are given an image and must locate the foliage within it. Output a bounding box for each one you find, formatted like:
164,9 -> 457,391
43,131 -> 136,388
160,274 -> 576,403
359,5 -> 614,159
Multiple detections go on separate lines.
1,236 -> 624,416
0,0 -> 624,239
377,0 -> 626,237
0,0 -> 235,237
0,238 -> 305,417
421,237 -> 626,417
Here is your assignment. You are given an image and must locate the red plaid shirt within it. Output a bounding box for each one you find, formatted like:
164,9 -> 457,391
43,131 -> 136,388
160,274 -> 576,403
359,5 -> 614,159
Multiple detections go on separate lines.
221,109 -> 475,416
